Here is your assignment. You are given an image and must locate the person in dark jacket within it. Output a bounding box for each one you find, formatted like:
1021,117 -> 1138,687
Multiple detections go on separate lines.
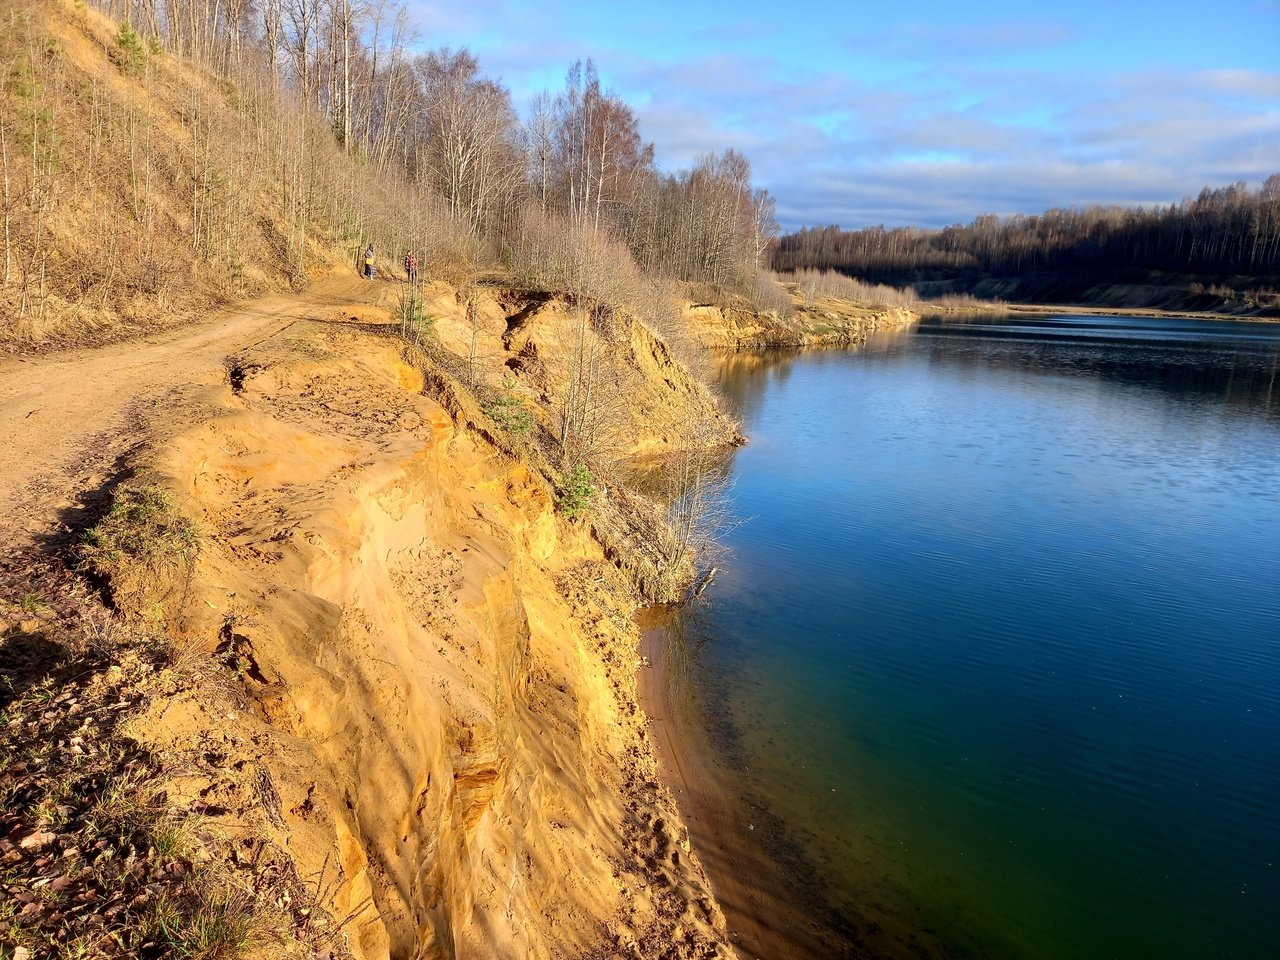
364,244 -> 376,279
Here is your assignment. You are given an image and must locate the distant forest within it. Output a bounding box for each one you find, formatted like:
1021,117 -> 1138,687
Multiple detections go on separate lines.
773,178 -> 1280,311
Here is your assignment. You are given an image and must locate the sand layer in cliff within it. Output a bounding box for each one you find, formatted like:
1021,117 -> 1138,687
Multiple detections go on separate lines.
109,303 -> 737,959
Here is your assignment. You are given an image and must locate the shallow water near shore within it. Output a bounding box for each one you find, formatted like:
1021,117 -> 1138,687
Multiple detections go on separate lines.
657,313 -> 1280,959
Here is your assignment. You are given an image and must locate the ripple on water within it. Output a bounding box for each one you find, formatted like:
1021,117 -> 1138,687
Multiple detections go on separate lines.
675,315 -> 1280,960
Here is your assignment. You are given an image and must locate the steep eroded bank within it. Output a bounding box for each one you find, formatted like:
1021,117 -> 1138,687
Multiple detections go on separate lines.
681,295 -> 917,351
114,309 -> 736,959
2,273 -> 919,959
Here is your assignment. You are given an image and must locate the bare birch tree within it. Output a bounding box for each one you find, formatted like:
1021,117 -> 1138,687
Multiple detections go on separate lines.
415,48 -> 521,230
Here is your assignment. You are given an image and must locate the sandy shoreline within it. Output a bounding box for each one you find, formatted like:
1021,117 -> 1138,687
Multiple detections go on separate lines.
637,614 -> 865,960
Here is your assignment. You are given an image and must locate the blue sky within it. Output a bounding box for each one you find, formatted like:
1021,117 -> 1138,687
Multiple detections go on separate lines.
405,0 -> 1280,230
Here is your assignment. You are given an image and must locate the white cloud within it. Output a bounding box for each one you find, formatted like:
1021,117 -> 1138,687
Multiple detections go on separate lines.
623,53 -> 1280,228
1191,69 -> 1280,98
404,2 -> 1280,230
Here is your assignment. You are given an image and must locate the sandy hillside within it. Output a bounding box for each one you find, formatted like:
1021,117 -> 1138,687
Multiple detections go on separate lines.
404,283 -> 739,462
1,278 -> 740,959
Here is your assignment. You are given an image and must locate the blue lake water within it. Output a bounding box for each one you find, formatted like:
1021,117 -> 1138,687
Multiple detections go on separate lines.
665,314 -> 1280,959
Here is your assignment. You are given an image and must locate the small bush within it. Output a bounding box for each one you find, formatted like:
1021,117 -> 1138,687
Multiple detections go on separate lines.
80,485 -> 199,623
482,378 -> 533,434
751,270 -> 795,317
556,465 -> 596,519
398,290 -> 436,344
157,889 -> 254,959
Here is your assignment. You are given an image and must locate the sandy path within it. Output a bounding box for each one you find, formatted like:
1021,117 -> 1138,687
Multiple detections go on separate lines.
0,274 -> 377,551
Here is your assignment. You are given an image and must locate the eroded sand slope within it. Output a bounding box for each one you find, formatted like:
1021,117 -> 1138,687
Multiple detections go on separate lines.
115,308 -> 735,959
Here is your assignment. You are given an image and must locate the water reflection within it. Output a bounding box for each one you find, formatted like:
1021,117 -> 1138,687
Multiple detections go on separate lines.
906,314 -> 1280,417
716,349 -> 806,424
717,322 -> 922,425
649,311 -> 1280,960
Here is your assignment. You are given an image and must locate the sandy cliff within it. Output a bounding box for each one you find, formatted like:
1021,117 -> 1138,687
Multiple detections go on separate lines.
106,305 -> 735,959
2,265 -> 913,958
681,295 -> 917,350
411,284 -> 739,462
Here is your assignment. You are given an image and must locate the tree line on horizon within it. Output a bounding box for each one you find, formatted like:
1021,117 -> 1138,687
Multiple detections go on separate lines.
772,177 -> 1280,306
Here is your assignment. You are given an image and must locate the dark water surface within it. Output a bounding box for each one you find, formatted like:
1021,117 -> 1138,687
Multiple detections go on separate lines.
664,314 -> 1280,960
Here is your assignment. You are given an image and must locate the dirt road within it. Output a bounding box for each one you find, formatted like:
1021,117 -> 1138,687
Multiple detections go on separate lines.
0,274 -> 378,553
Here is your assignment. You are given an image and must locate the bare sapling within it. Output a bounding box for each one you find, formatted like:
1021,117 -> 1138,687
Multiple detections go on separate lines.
1,109 -> 11,287
557,304 -> 628,474
658,424 -> 741,594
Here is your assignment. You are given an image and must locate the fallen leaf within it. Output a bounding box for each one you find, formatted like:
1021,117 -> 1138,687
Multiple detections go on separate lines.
18,830 -> 55,851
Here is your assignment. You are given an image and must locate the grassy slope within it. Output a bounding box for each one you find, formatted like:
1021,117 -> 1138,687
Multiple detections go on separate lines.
1,0 -> 347,349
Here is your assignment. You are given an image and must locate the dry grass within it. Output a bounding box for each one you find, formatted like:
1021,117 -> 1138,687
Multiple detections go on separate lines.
780,267 -> 921,309
1,5 -> 303,346
923,291 -> 1009,311
0,2 -> 482,350
78,484 -> 199,626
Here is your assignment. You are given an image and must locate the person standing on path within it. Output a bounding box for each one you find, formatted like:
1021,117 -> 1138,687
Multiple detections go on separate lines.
404,250 -> 418,284
364,243 -> 376,280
